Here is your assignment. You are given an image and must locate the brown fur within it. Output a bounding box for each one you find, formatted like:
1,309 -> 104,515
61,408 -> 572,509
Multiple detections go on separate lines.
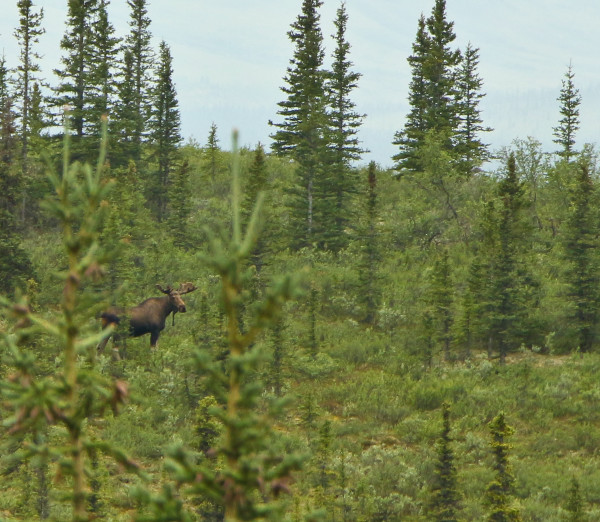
97,283 -> 197,356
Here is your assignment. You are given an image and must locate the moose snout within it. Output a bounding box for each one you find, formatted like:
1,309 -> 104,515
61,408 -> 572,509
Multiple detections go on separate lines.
179,305 -> 186,313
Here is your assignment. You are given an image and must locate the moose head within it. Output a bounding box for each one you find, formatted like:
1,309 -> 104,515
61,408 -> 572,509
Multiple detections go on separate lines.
156,282 -> 198,317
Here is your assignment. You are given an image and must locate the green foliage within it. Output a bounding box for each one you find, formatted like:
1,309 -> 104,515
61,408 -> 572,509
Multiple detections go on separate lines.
553,63 -> 581,162
133,133 -> 303,520
0,94 -> 33,296
124,0 -> 154,161
429,403 -> 460,521
392,14 -> 430,174
5,3 -> 600,520
454,43 -> 492,176
393,0 -> 464,175
565,477 -> 586,522
148,40 -> 181,222
271,0 -> 332,249
0,121 -> 142,520
205,122 -> 222,183
427,249 -> 454,361
357,161 -> 381,324
14,0 -> 45,162
87,0 -> 120,142
167,159 -> 192,248
54,0 -> 98,142
324,2 -> 364,251
485,413 -> 521,521
561,162 -> 599,352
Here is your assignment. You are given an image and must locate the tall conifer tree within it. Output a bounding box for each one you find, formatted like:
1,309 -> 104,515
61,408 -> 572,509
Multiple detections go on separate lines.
0,56 -> 10,106
393,1 -> 465,175
167,159 -> 191,248
88,0 -> 120,139
54,0 -> 99,140
485,414 -> 521,521
270,0 -> 330,248
430,403 -> 460,521
563,162 -> 598,353
242,144 -> 269,272
0,94 -> 32,294
124,0 -> 153,161
205,122 -> 221,182
423,0 -> 461,138
27,81 -> 48,156
14,0 -> 45,163
149,40 -> 181,222
393,15 -> 430,174
358,161 -> 380,325
112,49 -> 137,166
553,63 -> 581,163
429,249 -> 454,361
326,2 -> 365,250
454,43 -> 491,176
490,153 -> 528,363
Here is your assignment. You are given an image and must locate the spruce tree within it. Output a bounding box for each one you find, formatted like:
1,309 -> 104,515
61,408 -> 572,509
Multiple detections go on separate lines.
149,40 -> 181,222
242,143 -> 268,226
358,161 -> 380,325
270,0 -> 331,248
27,81 -> 48,157
88,0 -> 120,140
0,93 -> 32,295
14,0 -> 45,163
562,162 -> 598,353
112,49 -> 137,166
565,477 -> 586,522
553,63 -> 581,163
242,143 -> 269,279
430,403 -> 460,521
455,256 -> 487,360
54,0 -> 99,140
423,0 -> 461,139
392,14 -> 430,174
485,414 -> 521,521
326,2 -> 365,251
490,153 -> 528,363
205,122 -> 221,183
0,55 -> 11,106
167,159 -> 192,248
454,42 -> 492,176
124,0 -> 154,161
429,249 -> 454,361
393,1 -> 462,175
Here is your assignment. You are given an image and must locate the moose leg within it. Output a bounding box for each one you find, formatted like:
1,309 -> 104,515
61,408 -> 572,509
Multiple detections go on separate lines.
120,337 -> 128,360
111,333 -> 123,361
150,330 -> 160,348
97,332 -> 111,353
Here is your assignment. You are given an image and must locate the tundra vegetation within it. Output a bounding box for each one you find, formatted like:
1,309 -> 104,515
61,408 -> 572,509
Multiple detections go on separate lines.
1,0 -> 600,521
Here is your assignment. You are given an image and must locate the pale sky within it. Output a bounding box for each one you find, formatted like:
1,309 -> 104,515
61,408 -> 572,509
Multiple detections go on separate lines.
1,1 -> 600,168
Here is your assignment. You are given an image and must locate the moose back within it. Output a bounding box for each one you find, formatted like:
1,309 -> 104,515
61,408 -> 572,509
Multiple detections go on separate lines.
97,283 -> 197,355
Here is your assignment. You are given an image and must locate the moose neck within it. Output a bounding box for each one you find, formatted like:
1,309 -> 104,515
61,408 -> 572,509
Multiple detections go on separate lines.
160,295 -> 178,317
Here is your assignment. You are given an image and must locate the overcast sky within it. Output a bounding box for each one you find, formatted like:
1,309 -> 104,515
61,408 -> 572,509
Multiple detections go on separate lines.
1,1 -> 600,168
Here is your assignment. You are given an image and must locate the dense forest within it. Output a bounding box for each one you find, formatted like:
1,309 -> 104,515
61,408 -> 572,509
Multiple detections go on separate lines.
1,0 -> 600,520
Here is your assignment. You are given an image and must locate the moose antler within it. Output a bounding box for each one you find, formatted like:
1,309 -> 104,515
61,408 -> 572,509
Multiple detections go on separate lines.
156,284 -> 173,294
177,282 -> 197,294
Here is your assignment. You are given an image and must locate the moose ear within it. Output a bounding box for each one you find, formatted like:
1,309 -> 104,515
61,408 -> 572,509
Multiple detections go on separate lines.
178,282 -> 197,294
156,284 -> 172,294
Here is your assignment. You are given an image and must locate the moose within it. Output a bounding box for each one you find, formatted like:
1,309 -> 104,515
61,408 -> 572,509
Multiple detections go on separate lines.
97,282 -> 197,357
